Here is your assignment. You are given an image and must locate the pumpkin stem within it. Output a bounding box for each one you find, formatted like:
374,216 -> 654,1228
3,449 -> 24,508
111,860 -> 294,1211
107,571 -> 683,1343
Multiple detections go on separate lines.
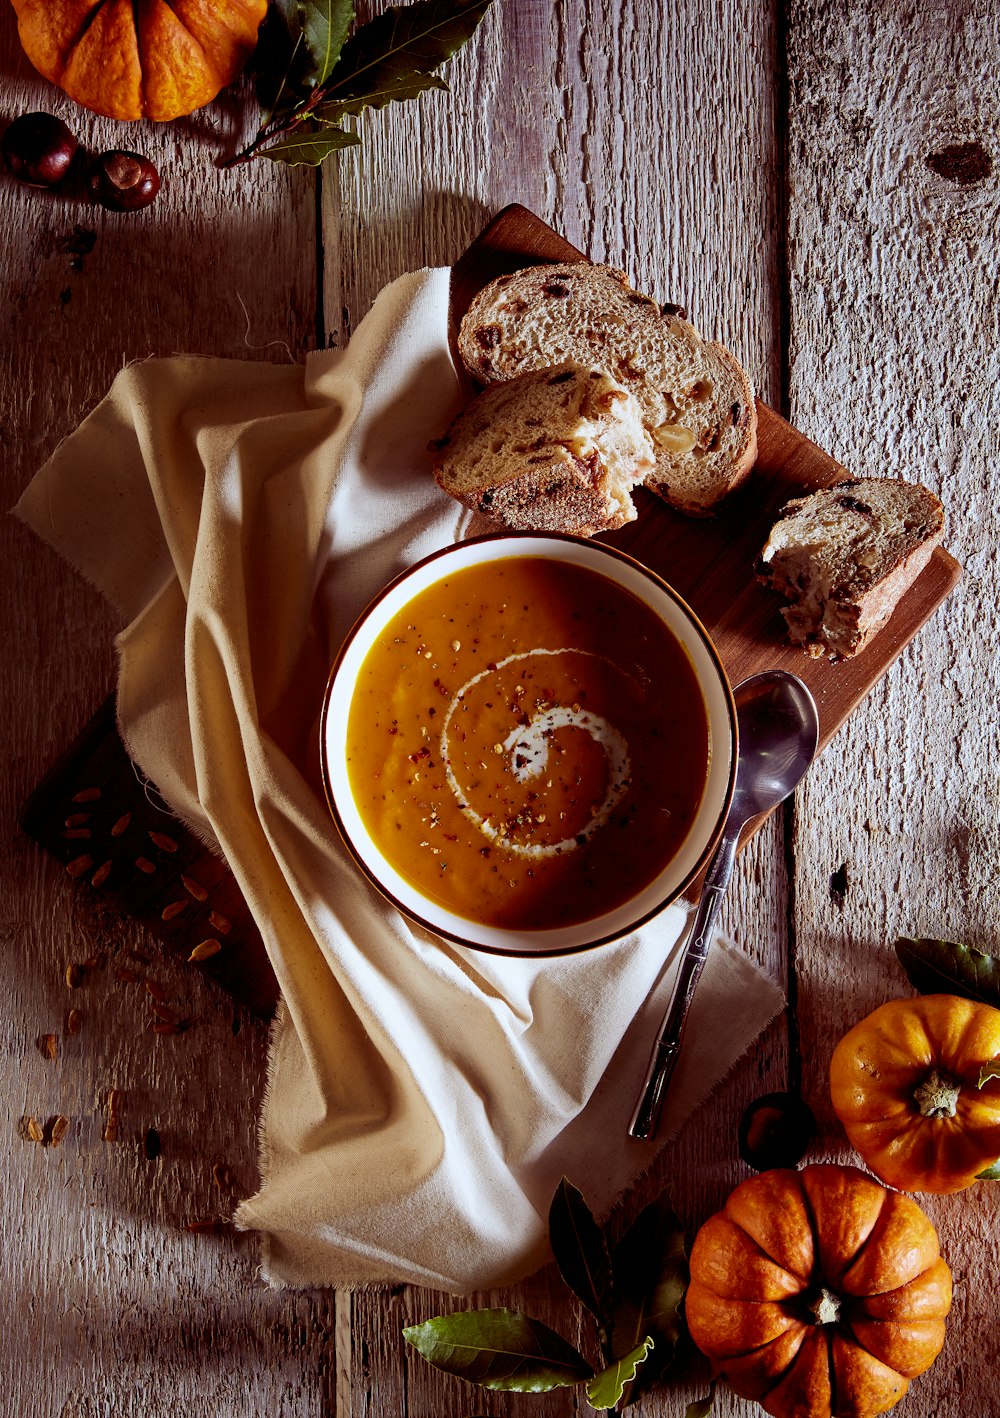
809,1287 -> 841,1326
913,1067 -> 961,1119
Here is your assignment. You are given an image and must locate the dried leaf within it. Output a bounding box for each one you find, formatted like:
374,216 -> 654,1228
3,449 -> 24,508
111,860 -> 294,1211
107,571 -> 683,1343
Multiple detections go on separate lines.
979,1058 -> 1000,1088
263,125 -> 361,166
895,937 -> 1000,1008
585,1339 -> 653,1410
609,1193 -> 688,1406
547,1177 -> 613,1328
402,1309 -> 592,1392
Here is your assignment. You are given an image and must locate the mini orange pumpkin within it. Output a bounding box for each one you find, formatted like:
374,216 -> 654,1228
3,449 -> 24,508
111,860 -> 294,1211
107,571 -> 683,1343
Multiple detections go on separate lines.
686,1164 -> 951,1418
830,993 -> 1000,1193
12,0 -> 268,122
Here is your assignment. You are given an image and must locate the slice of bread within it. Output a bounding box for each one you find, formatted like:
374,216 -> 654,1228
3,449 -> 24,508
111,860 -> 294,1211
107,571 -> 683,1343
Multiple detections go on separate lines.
433,364 -> 655,536
457,262 -> 757,515
756,477 -> 945,659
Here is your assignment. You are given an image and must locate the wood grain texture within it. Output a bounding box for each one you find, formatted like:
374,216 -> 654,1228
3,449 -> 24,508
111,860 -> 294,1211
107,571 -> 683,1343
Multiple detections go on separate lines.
4,0 -> 995,1413
786,3 -> 1000,1417
0,11 -> 336,1416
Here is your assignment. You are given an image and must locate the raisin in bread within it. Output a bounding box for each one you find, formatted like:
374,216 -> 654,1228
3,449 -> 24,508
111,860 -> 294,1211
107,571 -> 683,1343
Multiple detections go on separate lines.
457,262 -> 757,515
433,365 -> 654,536
757,477 -> 945,660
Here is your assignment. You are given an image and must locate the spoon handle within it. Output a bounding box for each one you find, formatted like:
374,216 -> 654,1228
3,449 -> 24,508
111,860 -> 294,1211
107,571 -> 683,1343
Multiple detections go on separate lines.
628,826 -> 741,1141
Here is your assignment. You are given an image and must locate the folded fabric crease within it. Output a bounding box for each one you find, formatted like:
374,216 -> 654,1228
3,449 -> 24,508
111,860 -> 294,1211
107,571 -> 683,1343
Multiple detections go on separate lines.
15,266 -> 784,1294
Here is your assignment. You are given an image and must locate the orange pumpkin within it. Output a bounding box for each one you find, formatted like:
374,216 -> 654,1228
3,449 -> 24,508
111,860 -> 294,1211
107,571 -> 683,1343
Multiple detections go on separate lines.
686,1164 -> 952,1418
12,0 -> 268,122
830,993 -> 1000,1193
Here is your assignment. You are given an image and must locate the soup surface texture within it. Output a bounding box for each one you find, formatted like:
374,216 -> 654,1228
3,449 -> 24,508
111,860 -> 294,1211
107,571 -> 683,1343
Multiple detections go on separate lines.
345,556 -> 711,931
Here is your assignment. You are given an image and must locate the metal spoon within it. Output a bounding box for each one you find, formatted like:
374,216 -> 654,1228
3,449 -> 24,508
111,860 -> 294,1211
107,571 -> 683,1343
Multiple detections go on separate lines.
628,670 -> 820,1141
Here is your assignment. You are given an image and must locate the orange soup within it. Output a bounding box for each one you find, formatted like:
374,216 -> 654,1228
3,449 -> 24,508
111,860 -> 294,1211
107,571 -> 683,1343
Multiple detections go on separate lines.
345,557 -> 710,931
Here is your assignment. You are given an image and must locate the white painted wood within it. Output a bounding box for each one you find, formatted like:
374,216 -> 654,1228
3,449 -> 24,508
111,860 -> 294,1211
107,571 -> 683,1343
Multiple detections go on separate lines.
787,3 -> 1000,1416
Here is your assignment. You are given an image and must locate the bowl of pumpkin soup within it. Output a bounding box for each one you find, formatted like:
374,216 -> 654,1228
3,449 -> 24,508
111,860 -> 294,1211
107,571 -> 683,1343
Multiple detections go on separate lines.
320,534 -> 737,955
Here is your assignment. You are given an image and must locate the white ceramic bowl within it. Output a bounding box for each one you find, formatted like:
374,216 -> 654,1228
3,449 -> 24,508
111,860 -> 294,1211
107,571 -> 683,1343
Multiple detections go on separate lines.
320,533 -> 737,955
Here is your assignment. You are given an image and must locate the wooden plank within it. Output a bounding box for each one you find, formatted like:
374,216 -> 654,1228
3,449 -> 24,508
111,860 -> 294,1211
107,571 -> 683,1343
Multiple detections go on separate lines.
786,3 -> 1000,1417
325,2 -> 789,1414
0,8 -> 335,1411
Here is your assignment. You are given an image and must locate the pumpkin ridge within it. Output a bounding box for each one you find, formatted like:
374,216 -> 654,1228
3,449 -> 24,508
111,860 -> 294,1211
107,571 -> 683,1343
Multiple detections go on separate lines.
797,1165 -> 885,1290
158,0 -> 210,57
139,0 -> 211,118
55,0 -> 107,80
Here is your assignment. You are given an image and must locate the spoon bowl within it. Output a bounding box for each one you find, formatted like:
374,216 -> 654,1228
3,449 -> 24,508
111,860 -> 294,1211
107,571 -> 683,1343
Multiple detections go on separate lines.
628,670 -> 820,1140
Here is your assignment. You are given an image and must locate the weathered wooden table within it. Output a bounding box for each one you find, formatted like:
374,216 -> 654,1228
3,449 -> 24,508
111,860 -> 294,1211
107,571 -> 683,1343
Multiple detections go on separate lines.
3,2 -> 997,1414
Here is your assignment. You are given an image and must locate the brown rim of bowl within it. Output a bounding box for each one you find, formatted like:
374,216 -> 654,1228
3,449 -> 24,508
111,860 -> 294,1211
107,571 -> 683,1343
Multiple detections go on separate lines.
319,531 -> 739,957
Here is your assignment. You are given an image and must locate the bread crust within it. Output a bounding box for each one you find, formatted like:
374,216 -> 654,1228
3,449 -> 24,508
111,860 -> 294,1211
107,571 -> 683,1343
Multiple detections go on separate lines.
457,261 -> 757,515
432,365 -> 655,537
757,477 -> 944,659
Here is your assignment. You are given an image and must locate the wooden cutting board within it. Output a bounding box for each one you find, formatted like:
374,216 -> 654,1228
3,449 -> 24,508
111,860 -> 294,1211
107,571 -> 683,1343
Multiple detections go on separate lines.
452,204 -> 962,754
21,204 -> 961,1016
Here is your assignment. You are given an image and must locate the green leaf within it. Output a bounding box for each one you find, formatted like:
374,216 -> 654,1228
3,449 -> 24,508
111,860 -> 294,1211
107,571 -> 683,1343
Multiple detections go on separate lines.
318,0 -> 496,117
609,1193 -> 688,1406
548,1178 -> 613,1329
313,72 -> 448,124
254,1 -> 317,123
262,124 -> 361,166
301,0 -> 355,86
402,1309 -> 593,1392
978,1058 -> 1000,1088
586,1339 -> 654,1410
895,937 -> 1000,1008
686,1383 -> 717,1418
976,1159 -> 1000,1180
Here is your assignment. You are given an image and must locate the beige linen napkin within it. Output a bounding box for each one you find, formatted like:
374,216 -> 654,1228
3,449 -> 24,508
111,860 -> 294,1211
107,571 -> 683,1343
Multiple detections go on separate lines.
16,268 -> 784,1294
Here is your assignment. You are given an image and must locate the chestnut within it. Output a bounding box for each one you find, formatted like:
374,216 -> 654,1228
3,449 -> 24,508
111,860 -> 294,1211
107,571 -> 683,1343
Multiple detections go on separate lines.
738,1090 -> 816,1171
89,150 -> 160,212
2,111 -> 78,187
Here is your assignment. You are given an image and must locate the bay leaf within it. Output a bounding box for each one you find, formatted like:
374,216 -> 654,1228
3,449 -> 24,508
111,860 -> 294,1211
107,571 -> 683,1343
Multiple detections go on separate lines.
402,1308 -> 593,1392
301,0 -> 355,87
895,937 -> 1000,1007
978,1058 -> 1000,1088
317,0 -> 497,117
686,1383 -> 717,1417
263,125 -> 361,165
313,73 -> 449,126
254,1 -> 318,123
609,1193 -> 688,1406
548,1177 -> 613,1328
585,1339 -> 653,1410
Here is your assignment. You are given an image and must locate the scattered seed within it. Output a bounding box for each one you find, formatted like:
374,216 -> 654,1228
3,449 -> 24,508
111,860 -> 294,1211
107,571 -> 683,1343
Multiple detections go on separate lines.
143,1127 -> 161,1160
65,1008 -> 82,1036
181,874 -> 208,902
72,787 -> 102,803
26,1116 -> 45,1143
184,1217 -> 232,1235
114,966 -> 140,983
150,1018 -> 189,1035
50,1115 -> 70,1147
102,1089 -> 122,1142
37,1033 -> 58,1061
149,831 -> 178,854
145,980 -> 169,1002
213,1161 -> 235,1192
66,855 -> 93,878
149,1001 -> 180,1024
135,857 -> 156,874
188,938 -> 222,963
90,859 -> 112,887
65,962 -> 85,989
61,827 -> 92,840
161,900 -> 188,921
82,950 -> 106,971
207,911 -> 231,935
111,812 -> 132,837
64,812 -> 91,827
